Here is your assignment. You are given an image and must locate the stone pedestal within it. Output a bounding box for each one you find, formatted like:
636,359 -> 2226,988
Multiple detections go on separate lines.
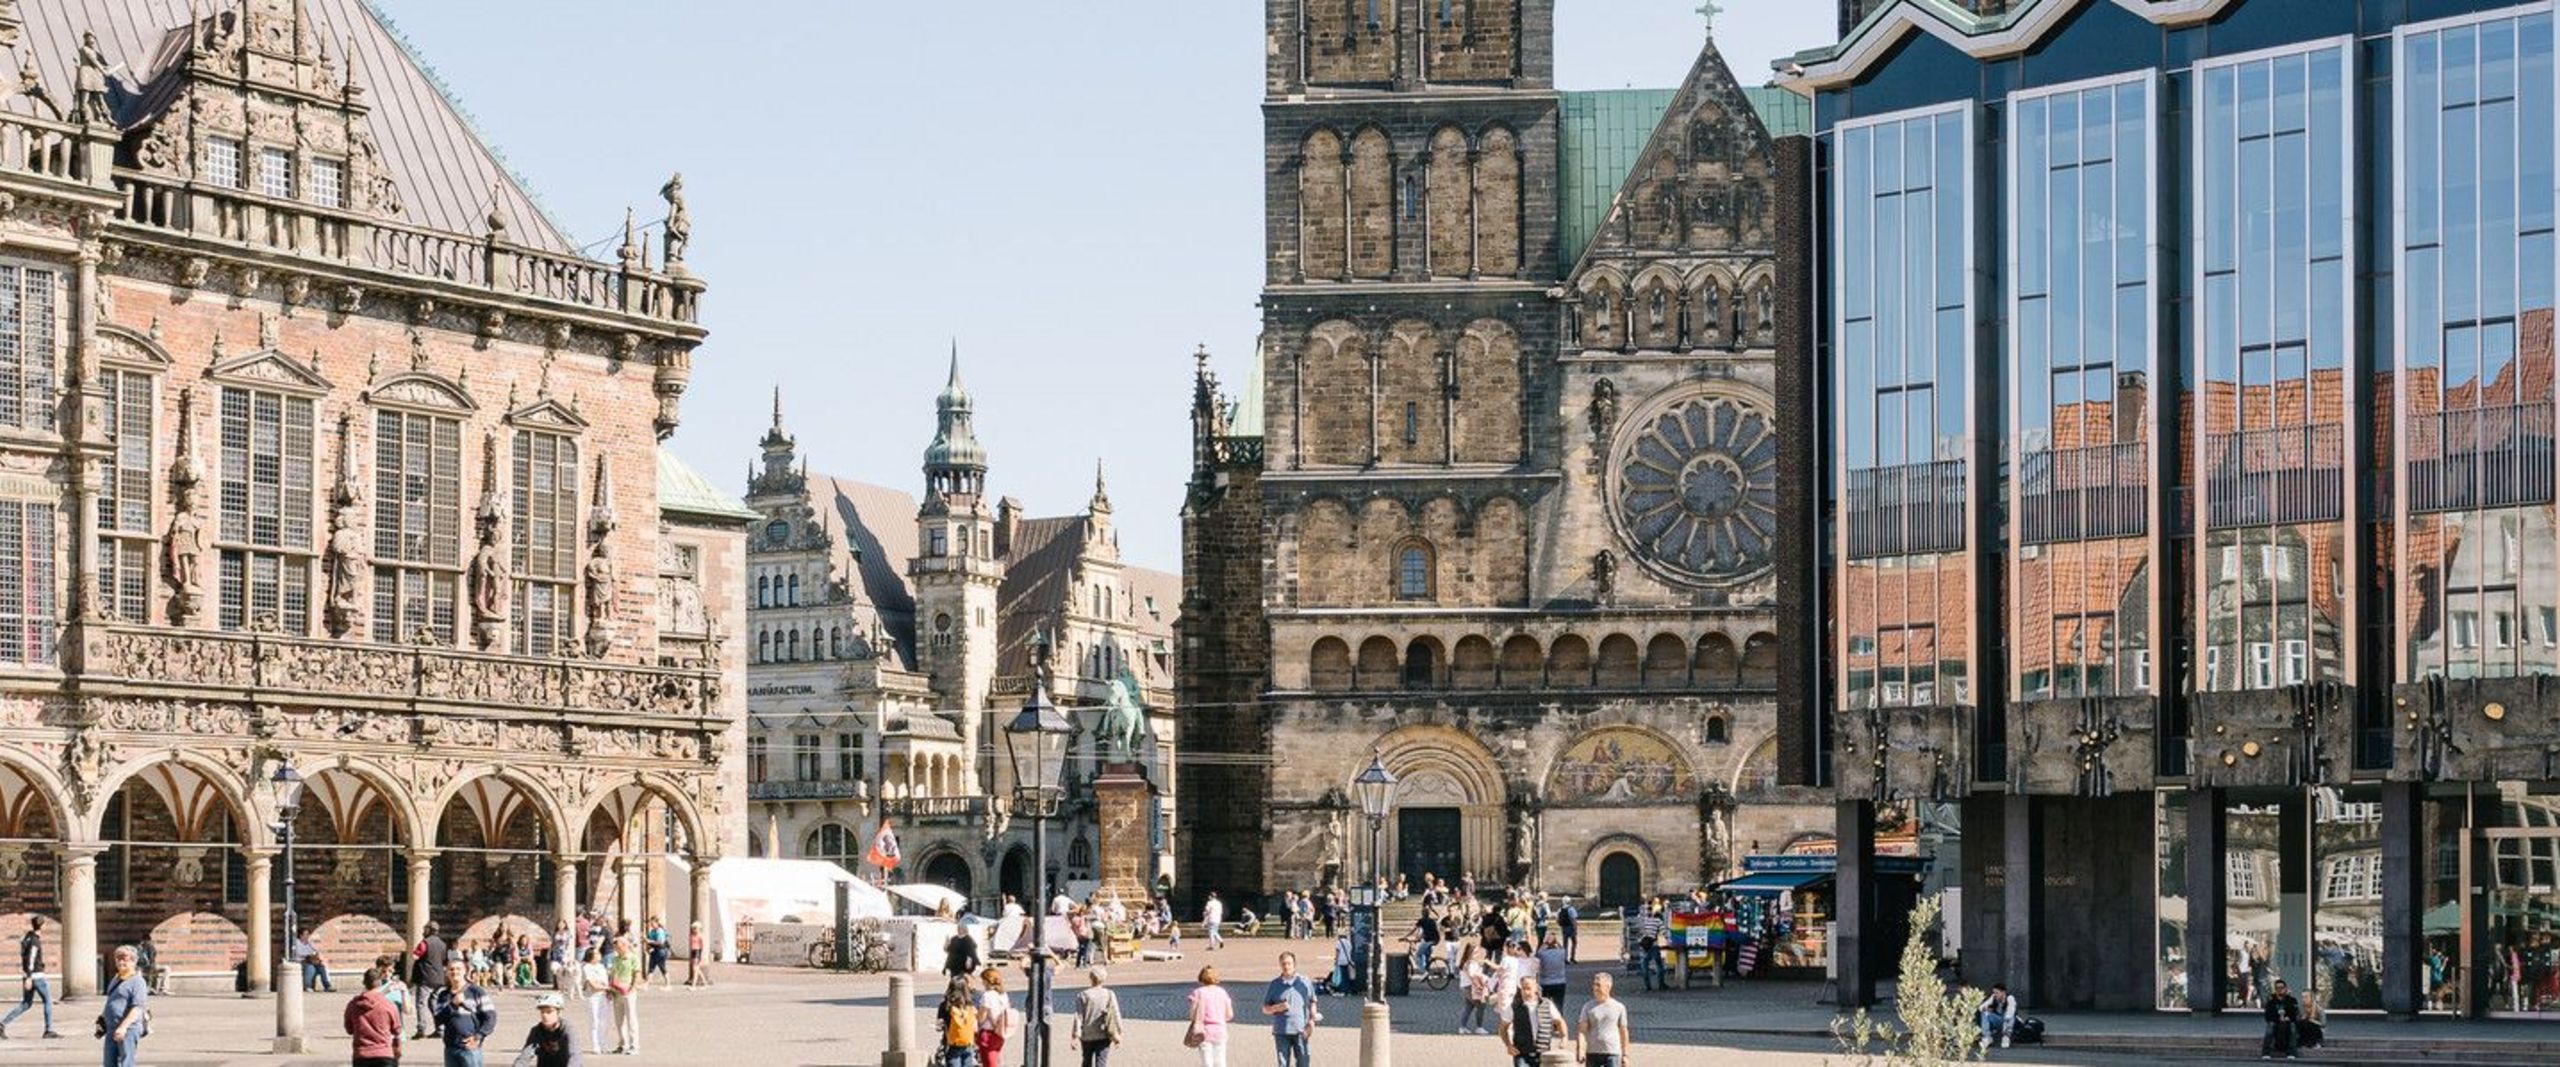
1093,763 -> 1153,901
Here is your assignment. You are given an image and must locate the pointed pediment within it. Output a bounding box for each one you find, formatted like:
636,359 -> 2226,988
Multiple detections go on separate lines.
94,325 -> 173,370
205,346 -> 331,395
1567,38 -> 1780,283
505,396 -> 588,433
364,371 -> 476,414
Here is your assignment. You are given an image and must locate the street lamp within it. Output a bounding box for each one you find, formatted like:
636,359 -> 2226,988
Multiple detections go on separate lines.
1351,751 -> 1397,1004
270,762 -> 306,1053
1003,657 -> 1071,1067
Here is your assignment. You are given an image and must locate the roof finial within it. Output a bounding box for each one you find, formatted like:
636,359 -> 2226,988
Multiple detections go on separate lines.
617,206 -> 639,269
1091,458 -> 1111,512
771,385 -> 784,431
1695,0 -> 1721,29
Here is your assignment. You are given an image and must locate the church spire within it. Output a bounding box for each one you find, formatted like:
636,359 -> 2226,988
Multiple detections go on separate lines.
924,342 -> 987,498
751,383 -> 802,496
1090,459 -> 1112,514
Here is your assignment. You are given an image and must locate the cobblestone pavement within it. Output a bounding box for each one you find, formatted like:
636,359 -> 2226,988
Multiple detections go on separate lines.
0,938 -> 2371,1065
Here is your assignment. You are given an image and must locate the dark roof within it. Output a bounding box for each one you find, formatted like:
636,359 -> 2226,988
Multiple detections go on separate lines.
1556,65 -> 1809,271
16,0 -> 580,251
995,515 -> 1091,679
809,475 -> 921,667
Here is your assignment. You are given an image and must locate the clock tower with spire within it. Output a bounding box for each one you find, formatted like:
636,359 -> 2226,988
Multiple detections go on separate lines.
913,347 -> 1003,783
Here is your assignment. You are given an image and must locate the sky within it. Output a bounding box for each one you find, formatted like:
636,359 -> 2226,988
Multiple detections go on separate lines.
372,1 -> 1833,571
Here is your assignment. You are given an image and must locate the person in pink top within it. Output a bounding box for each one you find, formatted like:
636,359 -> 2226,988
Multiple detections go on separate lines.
1183,965 -> 1234,1067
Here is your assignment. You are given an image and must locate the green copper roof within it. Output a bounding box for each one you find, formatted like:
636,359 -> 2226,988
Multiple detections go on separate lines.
659,448 -> 758,521
1558,88 -> 1679,273
1556,86 -> 1811,271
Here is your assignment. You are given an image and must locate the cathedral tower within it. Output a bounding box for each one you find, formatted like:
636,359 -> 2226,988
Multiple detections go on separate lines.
913,348 -> 1001,783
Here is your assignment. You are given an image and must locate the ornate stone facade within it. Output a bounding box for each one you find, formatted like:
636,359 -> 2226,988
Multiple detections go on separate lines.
0,0 -> 743,996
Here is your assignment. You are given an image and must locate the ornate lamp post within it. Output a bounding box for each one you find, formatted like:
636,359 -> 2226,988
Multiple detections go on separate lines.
1003,649 -> 1072,1067
270,762 -> 306,1053
1351,751 -> 1398,1003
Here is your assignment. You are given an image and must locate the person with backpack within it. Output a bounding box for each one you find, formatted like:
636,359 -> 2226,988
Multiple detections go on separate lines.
1557,899 -> 1581,963
1073,967 -> 1122,1067
936,977 -> 982,1067
1497,979 -> 1567,1067
97,945 -> 148,1067
1630,903 -> 1667,992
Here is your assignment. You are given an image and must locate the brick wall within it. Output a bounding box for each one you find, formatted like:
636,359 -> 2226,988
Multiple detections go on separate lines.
1176,462 -> 1268,909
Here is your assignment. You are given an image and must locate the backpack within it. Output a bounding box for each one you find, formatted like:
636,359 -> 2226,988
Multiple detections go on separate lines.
943,1003 -> 978,1048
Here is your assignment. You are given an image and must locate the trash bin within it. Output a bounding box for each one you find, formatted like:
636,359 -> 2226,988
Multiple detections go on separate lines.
1386,953 -> 1410,997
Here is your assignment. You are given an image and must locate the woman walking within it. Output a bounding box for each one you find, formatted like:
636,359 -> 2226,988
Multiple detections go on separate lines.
1457,944 -> 1495,1035
577,948 -> 610,1056
935,978 -> 982,1067
975,967 -> 1014,1067
1183,965 -> 1233,1067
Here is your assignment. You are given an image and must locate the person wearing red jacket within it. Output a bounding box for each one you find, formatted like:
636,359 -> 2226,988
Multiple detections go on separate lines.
343,967 -> 403,1067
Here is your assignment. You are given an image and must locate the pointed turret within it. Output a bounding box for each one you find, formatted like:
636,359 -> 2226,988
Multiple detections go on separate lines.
1090,459 -> 1113,515
923,343 -> 988,498
749,385 -> 803,496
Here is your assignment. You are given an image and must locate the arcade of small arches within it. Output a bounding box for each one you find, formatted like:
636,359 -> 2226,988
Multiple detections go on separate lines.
0,746 -> 712,996
1287,492 -> 1528,608
1292,123 -> 1525,283
1299,629 -> 1779,692
1571,262 -> 1778,354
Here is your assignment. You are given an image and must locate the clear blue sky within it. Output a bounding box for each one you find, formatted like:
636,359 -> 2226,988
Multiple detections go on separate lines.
374,1 -> 1828,571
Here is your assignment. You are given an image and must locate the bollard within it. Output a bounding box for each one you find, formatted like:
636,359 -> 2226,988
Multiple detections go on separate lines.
1540,1045 -> 1578,1067
1358,1000 -> 1391,1067
272,967 -> 307,1053
881,972 -> 915,1067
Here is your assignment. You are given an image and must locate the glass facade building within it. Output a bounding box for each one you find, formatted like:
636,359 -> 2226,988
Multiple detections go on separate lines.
1790,0 -> 2560,1019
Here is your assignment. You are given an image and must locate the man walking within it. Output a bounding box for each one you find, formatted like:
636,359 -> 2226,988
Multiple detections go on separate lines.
1498,979 -> 1568,1067
1260,951 -> 1319,1067
1630,904 -> 1667,992
98,945 -> 147,1067
431,959 -> 498,1067
1577,973 -> 1630,1067
606,935 -> 642,1054
0,915 -> 57,1039
413,921 -> 451,1039
1203,892 -> 1226,951
1072,967 -> 1121,1067
1558,898 -> 1581,963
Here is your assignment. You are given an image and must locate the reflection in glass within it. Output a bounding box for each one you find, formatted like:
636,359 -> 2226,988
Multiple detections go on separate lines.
2310,787 -> 2383,1012
1835,105 -> 1974,710
2011,75 -> 2156,701
2158,790 -> 2190,1009
2196,42 -> 2353,694
2424,789 -> 2463,1014
2483,782 -> 2560,1016
2398,13 -> 2560,683
2225,802 -> 2292,1009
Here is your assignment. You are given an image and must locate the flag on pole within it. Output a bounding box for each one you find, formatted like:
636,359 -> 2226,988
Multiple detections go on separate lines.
867,817 -> 902,873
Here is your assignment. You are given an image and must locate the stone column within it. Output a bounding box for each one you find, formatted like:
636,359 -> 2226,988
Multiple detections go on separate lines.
689,859 -> 714,960
59,844 -> 103,998
405,849 -> 438,947
2379,781 -> 2423,1019
244,848 -> 275,994
554,853 -> 581,931
2001,793 -> 2042,1008
2184,789 -> 2225,1016
1833,800 -> 1877,1008
619,855 -> 645,929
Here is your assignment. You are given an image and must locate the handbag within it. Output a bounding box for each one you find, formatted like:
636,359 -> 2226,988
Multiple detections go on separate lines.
1182,1025 -> 1205,1049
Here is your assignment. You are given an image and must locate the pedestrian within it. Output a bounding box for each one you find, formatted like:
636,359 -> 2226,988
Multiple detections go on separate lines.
1071,908 -> 1095,969
413,921 -> 451,1040
135,934 -> 165,995
1978,982 -> 2017,1050
1204,892 -> 1226,951
1458,944 -> 1495,1035
936,977 -> 982,1067
1074,967 -> 1122,1067
1497,978 -> 1567,1067
1631,904 -> 1667,992
577,948 -> 609,1056
945,925 -> 982,981
686,922 -> 710,987
1558,898 -> 1581,963
2261,978 -> 2302,1060
0,914 -> 57,1039
551,922 -> 574,993
1260,951 -> 1319,1067
1536,931 -> 1571,1016
1577,972 -> 1629,1067
97,944 -> 148,1067
1533,894 -> 1554,945
431,959 -> 498,1067
507,993 -> 581,1067
1183,965 -> 1232,1067
375,954 -> 409,1028
644,919 -> 671,991
606,935 -> 642,1054
344,967 -> 404,1067
975,967 -> 1014,1067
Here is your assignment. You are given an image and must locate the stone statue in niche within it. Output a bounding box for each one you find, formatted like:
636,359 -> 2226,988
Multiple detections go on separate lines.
1592,550 -> 1617,603
72,32 -> 113,126
1702,282 -> 1725,344
582,454 -> 620,657
163,389 -> 207,625
660,172 -> 691,268
1755,281 -> 1775,343
1321,807 -> 1347,884
468,434 -> 512,650
1587,378 -> 1620,447
322,412 -> 368,639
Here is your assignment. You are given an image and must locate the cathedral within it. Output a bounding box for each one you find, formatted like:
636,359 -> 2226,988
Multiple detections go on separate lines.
0,0 -> 745,995
743,358 -> 1181,905
1179,3 -> 1828,907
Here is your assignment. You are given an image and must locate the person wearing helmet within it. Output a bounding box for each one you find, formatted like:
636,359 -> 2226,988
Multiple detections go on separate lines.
508,993 -> 580,1067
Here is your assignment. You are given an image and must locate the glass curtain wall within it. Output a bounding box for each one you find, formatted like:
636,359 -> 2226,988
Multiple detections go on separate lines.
1834,104 -> 1975,713
2397,10 -> 2560,682
2310,786 -> 2385,1011
2158,789 -> 2191,1009
2194,41 -> 2354,696
2010,74 -> 2158,702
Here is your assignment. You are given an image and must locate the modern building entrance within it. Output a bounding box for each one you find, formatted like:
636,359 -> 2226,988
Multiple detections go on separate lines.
1397,808 -> 1462,886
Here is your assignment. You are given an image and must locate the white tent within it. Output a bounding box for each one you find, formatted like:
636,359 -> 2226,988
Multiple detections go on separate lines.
887,882 -> 969,916
662,856 -> 891,962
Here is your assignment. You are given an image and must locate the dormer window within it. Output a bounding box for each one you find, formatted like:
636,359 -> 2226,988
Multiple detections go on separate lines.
202,137 -> 243,188
257,147 -> 293,199
929,527 -> 948,557
310,158 -> 346,209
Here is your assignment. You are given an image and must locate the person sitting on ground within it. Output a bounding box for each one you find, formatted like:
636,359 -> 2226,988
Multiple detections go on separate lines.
2261,978 -> 2303,1060
1978,982 -> 2018,1050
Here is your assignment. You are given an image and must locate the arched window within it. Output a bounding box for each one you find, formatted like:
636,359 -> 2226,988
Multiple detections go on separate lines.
830,627 -> 843,659
788,574 -> 801,606
1396,541 -> 1433,600
788,630 -> 802,661
1706,714 -> 1731,744
806,824 -> 859,872
1402,638 -> 1441,688
756,576 -> 769,608
757,631 -> 770,663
